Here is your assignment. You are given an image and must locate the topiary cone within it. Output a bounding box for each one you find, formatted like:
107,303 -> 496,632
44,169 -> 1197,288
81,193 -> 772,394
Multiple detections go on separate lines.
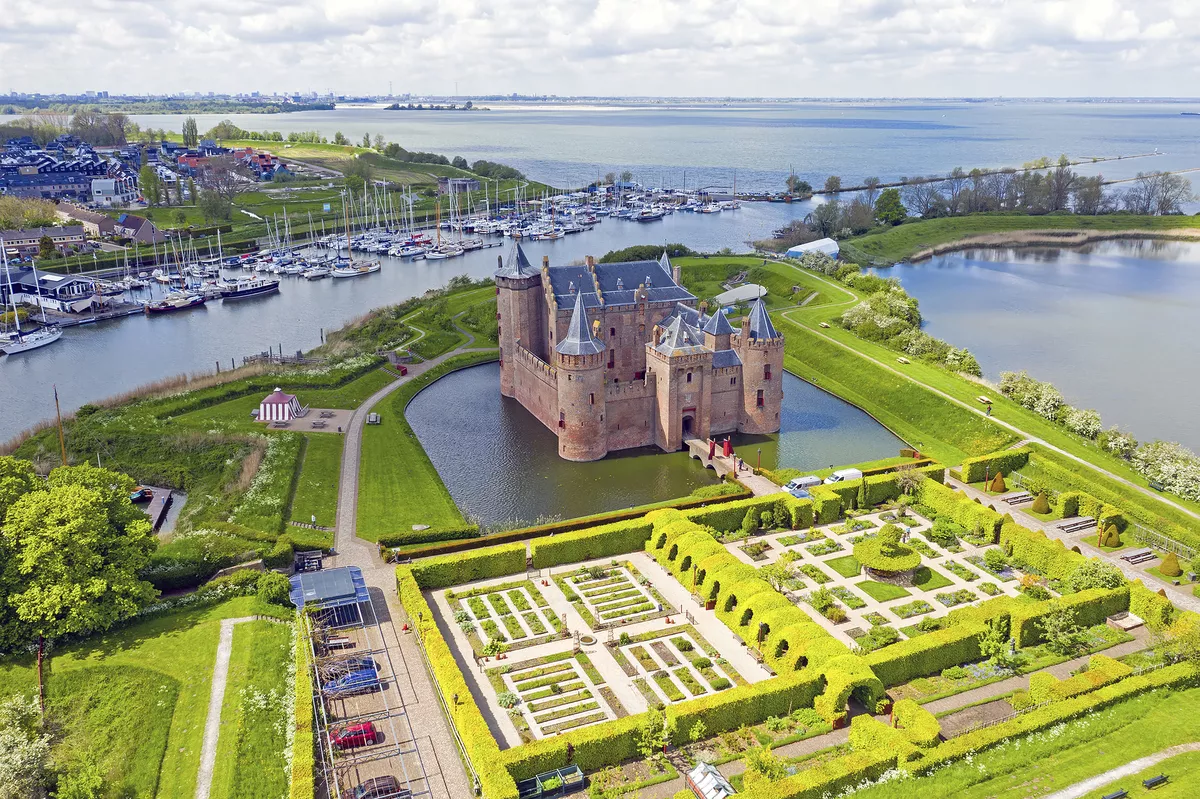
1104,524 -> 1120,548
1031,492 -> 1051,515
990,472 -> 1006,492
1161,552 -> 1182,578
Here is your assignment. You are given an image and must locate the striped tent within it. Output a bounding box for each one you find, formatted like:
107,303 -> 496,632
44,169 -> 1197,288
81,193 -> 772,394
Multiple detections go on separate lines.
259,387 -> 302,422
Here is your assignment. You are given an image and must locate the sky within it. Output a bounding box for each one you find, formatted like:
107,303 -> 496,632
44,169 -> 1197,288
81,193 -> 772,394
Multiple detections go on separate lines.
2,0 -> 1199,98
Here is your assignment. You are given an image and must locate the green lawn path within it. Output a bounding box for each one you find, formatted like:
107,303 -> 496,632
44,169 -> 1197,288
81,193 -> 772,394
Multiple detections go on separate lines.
288,434 -> 343,528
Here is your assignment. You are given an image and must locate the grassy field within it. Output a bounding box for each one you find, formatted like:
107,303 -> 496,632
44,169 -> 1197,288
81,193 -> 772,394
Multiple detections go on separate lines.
1083,750 -> 1200,799
0,597 -> 291,799
288,434 -> 344,529
357,350 -> 498,540
675,255 -> 828,310
845,213 -> 1200,264
210,620 -> 294,799
848,686 -> 1200,799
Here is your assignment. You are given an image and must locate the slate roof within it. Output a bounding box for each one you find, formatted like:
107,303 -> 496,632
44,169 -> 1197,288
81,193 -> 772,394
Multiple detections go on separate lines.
712,349 -> 742,369
654,314 -> 707,356
556,291 -> 605,356
547,258 -> 694,309
746,298 -> 780,341
702,308 -> 734,336
495,242 -> 539,279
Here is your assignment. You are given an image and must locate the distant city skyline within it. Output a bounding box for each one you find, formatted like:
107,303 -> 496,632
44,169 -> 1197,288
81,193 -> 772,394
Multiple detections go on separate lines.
3,0 -> 1199,99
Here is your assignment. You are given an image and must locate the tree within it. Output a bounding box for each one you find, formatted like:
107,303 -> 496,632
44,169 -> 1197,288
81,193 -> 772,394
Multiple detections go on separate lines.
603,171 -> 616,185
743,746 -> 787,786
1040,605 -> 1088,656
197,189 -> 232,223
181,116 -> 199,148
4,466 -> 158,714
1159,615 -> 1200,667
989,472 -> 1006,492
1160,552 -> 1183,578
198,156 -> 248,200
861,176 -> 881,208
760,551 -> 799,592
903,178 -> 946,218
687,720 -> 707,745
37,235 -> 55,260
343,157 -> 374,194
136,164 -> 159,206
785,174 -> 812,196
619,169 -> 633,185
187,178 -> 197,205
979,614 -> 1018,670
740,508 -> 759,537
0,693 -> 51,799
823,175 -> 842,194
1065,559 -> 1124,592
333,131 -> 349,146
451,156 -> 469,169
1031,492 -> 1051,514
0,457 -> 39,522
372,134 -> 385,150
874,188 -> 907,225
635,706 -> 674,759
362,132 -> 371,148
805,199 -> 841,238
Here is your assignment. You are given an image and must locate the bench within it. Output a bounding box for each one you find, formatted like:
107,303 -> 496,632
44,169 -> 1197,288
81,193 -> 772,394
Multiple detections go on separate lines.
976,395 -> 994,405
1056,517 -> 1096,533
1002,492 -> 1033,505
1143,774 -> 1168,789
1101,790 -> 1127,799
311,420 -> 327,429
319,410 -> 335,418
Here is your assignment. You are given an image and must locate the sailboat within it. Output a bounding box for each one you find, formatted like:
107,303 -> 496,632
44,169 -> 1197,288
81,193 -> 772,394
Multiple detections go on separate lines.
330,191 -> 382,277
1,253 -> 62,355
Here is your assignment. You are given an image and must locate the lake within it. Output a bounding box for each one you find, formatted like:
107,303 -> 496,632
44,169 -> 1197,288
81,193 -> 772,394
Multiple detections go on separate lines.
887,239 -> 1200,451
405,364 -> 904,526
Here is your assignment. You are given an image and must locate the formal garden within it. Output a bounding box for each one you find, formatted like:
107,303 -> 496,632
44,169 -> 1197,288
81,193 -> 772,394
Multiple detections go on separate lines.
395,444 -> 1200,799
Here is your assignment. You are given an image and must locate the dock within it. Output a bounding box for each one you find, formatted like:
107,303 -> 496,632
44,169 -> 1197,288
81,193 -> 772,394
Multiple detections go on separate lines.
36,302 -> 145,327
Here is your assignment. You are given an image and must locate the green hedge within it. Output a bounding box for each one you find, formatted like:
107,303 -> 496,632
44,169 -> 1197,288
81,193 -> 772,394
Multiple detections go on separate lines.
410,541 -> 527,589
741,749 -> 898,799
917,480 -> 1003,541
809,487 -> 843,524
864,623 -> 986,686
892,698 -> 941,747
1130,579 -> 1176,630
961,447 -> 1031,483
862,473 -> 902,506
1000,521 -> 1086,580
848,715 -> 919,762
290,619 -> 316,799
377,524 -> 480,548
683,494 -> 808,532
529,518 -> 654,568
668,670 -> 825,746
821,478 -> 863,511
908,662 -> 1197,777
396,567 -> 518,799
1011,586 -> 1130,648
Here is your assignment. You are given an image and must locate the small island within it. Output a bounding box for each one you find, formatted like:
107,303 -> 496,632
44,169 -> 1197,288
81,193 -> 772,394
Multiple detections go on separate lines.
853,523 -> 922,581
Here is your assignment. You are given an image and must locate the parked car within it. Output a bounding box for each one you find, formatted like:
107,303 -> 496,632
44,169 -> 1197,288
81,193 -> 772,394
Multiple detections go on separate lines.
823,468 -> 863,485
129,486 -> 153,503
322,666 -> 381,696
785,475 -> 822,491
786,487 -> 810,500
331,721 -> 379,750
342,776 -> 410,799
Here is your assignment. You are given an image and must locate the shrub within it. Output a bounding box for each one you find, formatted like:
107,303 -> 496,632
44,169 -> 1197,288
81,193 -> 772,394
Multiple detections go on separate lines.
760,510 -> 773,528
256,570 -> 292,605
497,691 -> 519,708
1129,580 -> 1176,630
989,472 -> 1006,492
529,518 -> 653,568
675,639 -> 693,652
1064,559 -> 1125,593
961,447 -> 1031,484
411,541 -> 526,589
1031,492 -> 1051,514
742,509 -> 759,536
853,526 -> 921,574
1011,587 -> 1130,648
863,624 -> 985,686
1161,552 -> 1183,578
892,698 -> 940,747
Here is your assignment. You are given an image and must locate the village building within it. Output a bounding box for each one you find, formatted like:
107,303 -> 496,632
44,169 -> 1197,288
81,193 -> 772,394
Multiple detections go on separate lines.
113,213 -> 166,244
56,203 -> 118,237
496,245 -> 784,462
437,176 -> 481,195
90,175 -> 139,207
0,226 -> 86,259
0,265 -> 97,313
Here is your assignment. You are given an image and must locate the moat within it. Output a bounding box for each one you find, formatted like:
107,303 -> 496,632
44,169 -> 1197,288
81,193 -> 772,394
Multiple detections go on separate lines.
406,363 -> 904,527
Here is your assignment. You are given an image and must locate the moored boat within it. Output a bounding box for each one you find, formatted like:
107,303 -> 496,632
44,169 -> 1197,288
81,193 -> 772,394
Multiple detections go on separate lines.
220,275 -> 281,300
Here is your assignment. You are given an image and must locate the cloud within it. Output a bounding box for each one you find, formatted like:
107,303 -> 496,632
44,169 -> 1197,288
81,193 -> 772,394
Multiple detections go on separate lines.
0,0 -> 1197,95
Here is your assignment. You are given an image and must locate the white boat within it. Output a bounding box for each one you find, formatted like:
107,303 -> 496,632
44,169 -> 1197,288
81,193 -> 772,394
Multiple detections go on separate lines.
1,254 -> 62,355
302,266 -> 331,280
331,261 -> 381,278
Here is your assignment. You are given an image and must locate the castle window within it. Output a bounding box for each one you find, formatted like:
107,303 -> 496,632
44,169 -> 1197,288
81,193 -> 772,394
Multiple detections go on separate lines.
610,327 -> 615,338
590,393 -> 595,405
559,412 -> 565,429
757,390 -> 764,408
635,370 -> 645,380
731,377 -> 737,386
495,287 -> 499,295
608,349 -> 615,369
686,372 -> 692,383
764,365 -> 772,380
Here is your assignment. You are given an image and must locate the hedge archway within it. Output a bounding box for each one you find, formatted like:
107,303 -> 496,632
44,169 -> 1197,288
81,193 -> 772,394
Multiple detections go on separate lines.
680,555 -> 692,574
708,580 -> 720,601
739,607 -> 754,627
723,594 -> 739,613
694,568 -> 705,587
653,532 -> 667,550
774,639 -> 790,659
667,544 -> 679,561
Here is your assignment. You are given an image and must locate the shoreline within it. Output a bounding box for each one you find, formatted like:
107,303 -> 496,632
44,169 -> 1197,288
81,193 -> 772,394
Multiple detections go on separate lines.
907,227 -> 1200,262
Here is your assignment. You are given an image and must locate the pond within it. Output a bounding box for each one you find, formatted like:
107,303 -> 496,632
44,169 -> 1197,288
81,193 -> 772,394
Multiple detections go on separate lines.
405,363 -> 904,526
885,240 -> 1200,451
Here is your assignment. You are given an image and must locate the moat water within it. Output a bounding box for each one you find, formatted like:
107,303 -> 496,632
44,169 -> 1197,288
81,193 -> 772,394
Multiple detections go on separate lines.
405,363 -> 904,526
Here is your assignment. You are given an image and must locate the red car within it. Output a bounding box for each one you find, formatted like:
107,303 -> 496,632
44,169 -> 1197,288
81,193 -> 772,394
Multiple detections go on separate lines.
332,721 -> 380,750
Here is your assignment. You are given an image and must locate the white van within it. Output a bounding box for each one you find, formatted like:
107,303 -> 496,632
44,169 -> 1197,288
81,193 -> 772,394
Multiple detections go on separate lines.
785,475 -> 823,491
823,468 -> 864,485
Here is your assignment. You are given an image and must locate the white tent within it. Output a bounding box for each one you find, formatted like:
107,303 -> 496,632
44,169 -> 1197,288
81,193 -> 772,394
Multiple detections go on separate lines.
259,387 -> 303,422
786,237 -> 840,259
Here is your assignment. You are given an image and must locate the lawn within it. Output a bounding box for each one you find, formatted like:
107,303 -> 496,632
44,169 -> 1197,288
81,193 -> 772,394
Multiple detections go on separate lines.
357,350 -> 497,540
847,685 -> 1200,799
844,213 -> 1200,265
0,597 -> 291,799
675,256 -> 829,310
825,555 -> 862,578
855,580 -> 911,602
1083,750 -> 1200,799
210,620 -> 294,799
287,434 -> 343,530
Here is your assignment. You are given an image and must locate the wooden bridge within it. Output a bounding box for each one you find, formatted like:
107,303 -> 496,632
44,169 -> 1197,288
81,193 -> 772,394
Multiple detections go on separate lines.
684,438 -> 783,497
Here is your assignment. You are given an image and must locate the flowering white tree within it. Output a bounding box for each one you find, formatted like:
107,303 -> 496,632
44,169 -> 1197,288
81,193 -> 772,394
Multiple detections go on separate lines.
1132,440 -> 1200,501
1102,428 -> 1138,459
0,694 -> 51,799
1062,407 -> 1102,439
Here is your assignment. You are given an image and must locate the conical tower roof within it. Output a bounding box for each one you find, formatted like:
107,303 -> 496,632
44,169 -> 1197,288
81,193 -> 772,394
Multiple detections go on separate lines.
746,298 -> 779,341
556,291 -> 604,356
495,242 -> 538,279
702,308 -> 734,336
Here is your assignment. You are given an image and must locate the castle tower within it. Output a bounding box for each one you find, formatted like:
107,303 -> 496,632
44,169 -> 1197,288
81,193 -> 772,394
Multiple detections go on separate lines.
494,244 -> 544,398
555,291 -> 608,461
646,315 -> 713,452
701,306 -> 734,352
736,298 -> 785,434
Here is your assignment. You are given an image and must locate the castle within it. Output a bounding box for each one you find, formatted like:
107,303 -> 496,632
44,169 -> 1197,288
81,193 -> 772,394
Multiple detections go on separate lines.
495,244 -> 785,462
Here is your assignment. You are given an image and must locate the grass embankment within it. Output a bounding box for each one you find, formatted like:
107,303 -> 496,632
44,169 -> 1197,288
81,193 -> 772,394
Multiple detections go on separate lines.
209,620 -> 294,799
357,350 -> 499,541
0,597 -> 291,799
848,686 -> 1200,799
675,255 -> 823,310
845,213 -> 1200,265
1084,751 -> 1200,799
288,434 -> 344,528
768,257 -> 1200,530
